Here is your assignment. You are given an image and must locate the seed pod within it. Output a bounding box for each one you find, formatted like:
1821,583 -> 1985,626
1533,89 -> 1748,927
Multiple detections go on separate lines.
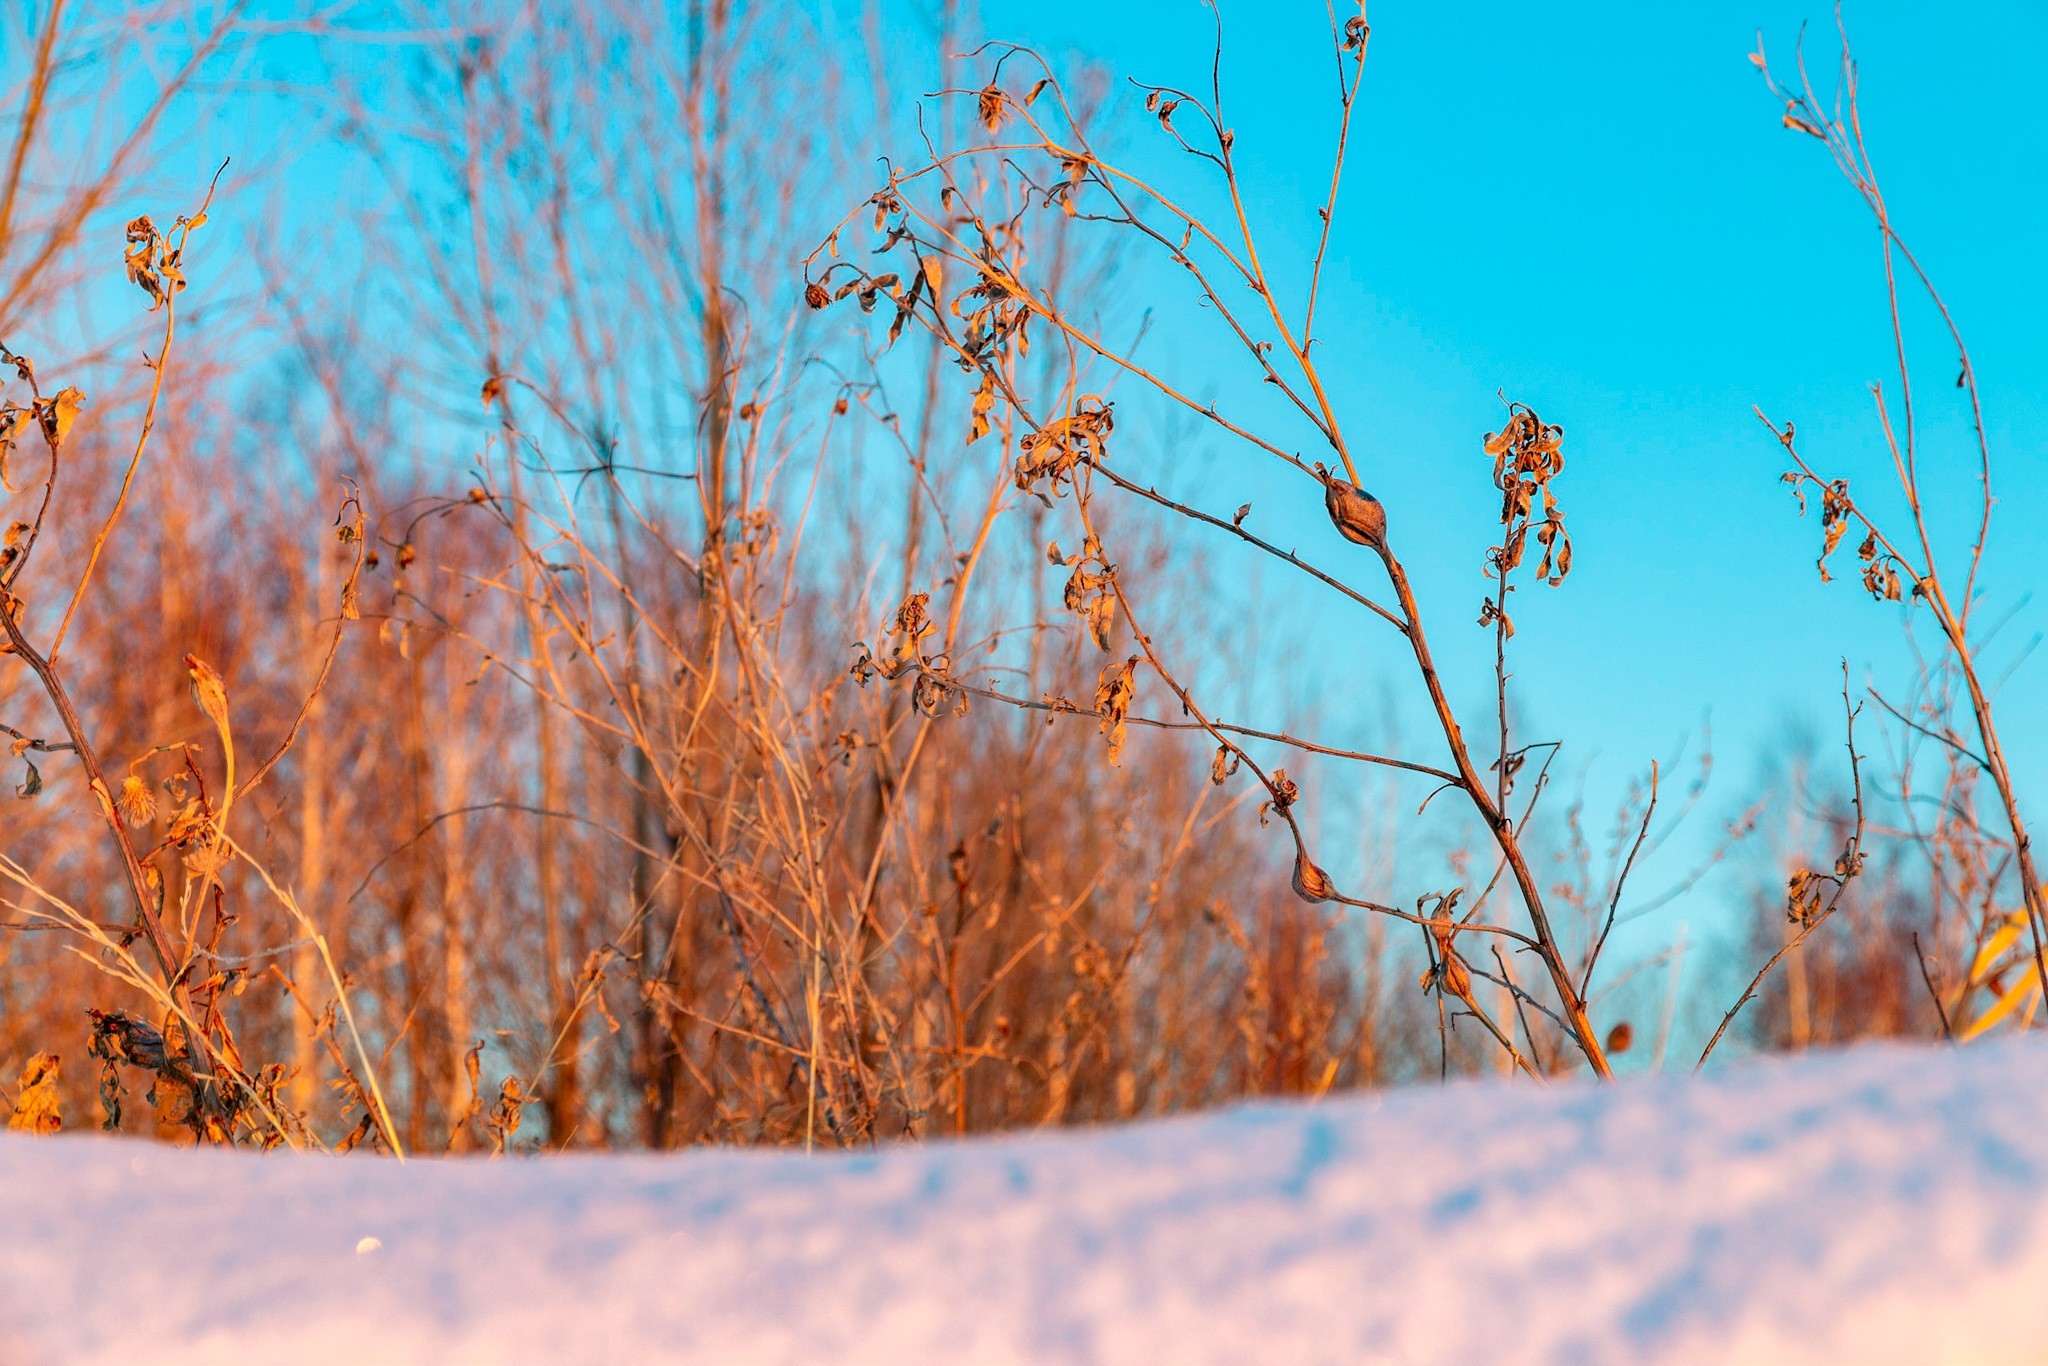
1438,949 -> 1472,1001
1322,472 -> 1387,549
1424,919 -> 1473,1001
1292,848 -> 1335,903
184,654 -> 230,736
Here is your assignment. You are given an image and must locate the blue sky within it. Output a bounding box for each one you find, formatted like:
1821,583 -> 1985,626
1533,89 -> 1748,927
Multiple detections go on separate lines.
881,2 -> 2048,956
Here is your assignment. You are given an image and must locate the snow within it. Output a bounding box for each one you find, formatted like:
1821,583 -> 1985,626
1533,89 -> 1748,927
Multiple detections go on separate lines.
4,1039 -> 2046,1366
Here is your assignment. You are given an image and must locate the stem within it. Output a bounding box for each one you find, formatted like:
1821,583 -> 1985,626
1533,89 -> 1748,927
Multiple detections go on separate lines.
1379,547 -> 1612,1078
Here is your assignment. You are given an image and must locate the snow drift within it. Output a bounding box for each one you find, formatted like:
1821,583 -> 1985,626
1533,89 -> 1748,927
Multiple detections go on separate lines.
4,1038 -> 2045,1365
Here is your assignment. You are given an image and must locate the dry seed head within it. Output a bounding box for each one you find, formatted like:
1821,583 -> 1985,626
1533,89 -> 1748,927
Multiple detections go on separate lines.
117,775 -> 157,825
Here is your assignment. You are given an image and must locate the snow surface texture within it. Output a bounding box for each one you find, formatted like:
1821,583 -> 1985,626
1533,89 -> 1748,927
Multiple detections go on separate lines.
4,1039 -> 2046,1366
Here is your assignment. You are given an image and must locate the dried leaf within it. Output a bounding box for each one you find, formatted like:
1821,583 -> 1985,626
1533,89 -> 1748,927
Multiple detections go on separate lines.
1968,914 -> 2027,984
1210,744 -> 1238,785
0,405 -> 35,492
181,834 -> 232,876
487,1075 -> 528,1155
1786,867 -> 1825,924
1960,967 -> 2042,1042
124,216 -> 164,306
968,371 -> 997,444
7,1053 -> 61,1134
41,387 -> 84,447
151,1019 -> 197,1145
1086,592 -> 1116,650
1094,657 -> 1137,765
1015,395 -> 1113,500
891,591 -> 933,642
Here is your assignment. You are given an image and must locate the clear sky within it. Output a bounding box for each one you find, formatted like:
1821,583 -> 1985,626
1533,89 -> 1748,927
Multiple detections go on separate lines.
872,1 -> 2048,959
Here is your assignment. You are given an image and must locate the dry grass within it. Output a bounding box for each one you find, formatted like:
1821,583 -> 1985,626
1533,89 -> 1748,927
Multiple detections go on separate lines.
0,3 -> 2037,1151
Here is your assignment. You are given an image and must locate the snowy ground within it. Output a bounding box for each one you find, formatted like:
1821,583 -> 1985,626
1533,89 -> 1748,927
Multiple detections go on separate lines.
4,1039 -> 2045,1366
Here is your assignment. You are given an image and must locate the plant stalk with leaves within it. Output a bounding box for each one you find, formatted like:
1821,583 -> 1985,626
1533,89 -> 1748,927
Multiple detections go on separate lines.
805,8 -> 1636,1078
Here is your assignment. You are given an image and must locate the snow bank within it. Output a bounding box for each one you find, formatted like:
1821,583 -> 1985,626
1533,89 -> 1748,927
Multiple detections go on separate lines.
4,1038 -> 2045,1365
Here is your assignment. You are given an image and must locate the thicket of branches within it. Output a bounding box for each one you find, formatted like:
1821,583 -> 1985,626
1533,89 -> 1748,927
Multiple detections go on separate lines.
0,1 -> 2038,1153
